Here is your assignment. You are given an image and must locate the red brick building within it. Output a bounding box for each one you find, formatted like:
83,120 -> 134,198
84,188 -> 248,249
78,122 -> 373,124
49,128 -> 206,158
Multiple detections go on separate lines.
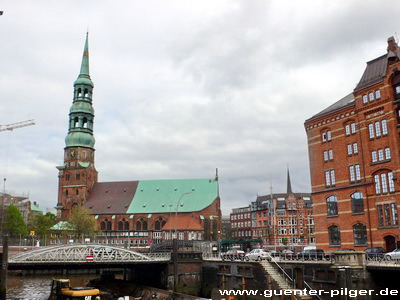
55,34 -> 221,246
305,37 -> 400,252
230,171 -> 315,249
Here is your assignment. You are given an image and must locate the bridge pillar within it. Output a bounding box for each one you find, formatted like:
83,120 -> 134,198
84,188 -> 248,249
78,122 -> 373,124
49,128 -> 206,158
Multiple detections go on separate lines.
0,235 -> 8,300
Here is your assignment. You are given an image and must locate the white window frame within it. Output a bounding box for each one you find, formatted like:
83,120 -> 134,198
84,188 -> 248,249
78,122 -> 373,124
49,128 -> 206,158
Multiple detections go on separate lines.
328,149 -> 333,160
345,124 -> 350,136
374,175 -> 381,194
325,170 -> 331,186
369,92 -> 374,101
330,170 -> 336,186
381,173 -> 388,193
382,120 -> 388,135
375,90 -> 381,99
323,151 -> 328,162
327,131 -> 332,141
375,122 -> 381,137
368,124 -> 374,139
351,123 -> 356,134
347,144 -> 353,156
349,165 -> 355,182
322,132 -> 327,142
353,143 -> 358,154
355,164 -> 361,181
378,149 -> 384,161
388,172 -> 395,192
385,148 -> 391,160
362,95 -> 368,104
372,151 -> 377,163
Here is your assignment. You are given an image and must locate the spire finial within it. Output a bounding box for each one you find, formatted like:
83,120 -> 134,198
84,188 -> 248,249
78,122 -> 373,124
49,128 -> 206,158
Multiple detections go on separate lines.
286,165 -> 293,194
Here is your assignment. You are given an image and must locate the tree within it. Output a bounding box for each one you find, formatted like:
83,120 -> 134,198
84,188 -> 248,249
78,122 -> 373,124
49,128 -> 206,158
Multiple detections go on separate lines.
33,213 -> 57,238
67,205 -> 97,237
3,205 -> 27,237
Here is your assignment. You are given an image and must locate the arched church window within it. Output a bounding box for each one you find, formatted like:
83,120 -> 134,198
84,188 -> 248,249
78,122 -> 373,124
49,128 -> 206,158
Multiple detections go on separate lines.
136,220 -> 142,231
118,221 -> 124,231
155,217 -> 166,231
100,221 -> 106,231
106,220 -> 112,230
84,89 -> 88,97
77,88 -> 82,97
83,117 -> 88,128
124,220 -> 129,230
82,151 -> 86,159
74,117 -> 79,128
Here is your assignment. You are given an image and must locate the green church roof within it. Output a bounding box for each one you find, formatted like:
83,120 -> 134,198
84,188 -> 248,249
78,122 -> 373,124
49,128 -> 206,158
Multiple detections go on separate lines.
127,178 -> 218,214
69,101 -> 95,115
85,178 -> 219,214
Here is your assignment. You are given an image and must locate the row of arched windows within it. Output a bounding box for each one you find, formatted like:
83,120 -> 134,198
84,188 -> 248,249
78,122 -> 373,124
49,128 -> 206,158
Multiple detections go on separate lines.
71,117 -> 93,129
100,217 -> 167,231
328,223 -> 367,246
75,88 -> 91,98
326,192 -> 364,216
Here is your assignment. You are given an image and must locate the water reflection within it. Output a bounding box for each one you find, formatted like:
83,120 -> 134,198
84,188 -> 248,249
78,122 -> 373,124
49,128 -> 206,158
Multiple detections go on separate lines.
7,274 -> 99,300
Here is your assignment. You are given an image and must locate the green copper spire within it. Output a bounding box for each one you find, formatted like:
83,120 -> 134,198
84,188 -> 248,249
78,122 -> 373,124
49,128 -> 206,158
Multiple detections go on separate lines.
80,32 -> 90,76
74,32 -> 93,88
65,33 -> 95,149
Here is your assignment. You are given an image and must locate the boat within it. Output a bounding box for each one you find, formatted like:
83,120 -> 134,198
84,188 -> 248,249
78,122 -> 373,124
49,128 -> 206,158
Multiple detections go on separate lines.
48,279 -> 107,300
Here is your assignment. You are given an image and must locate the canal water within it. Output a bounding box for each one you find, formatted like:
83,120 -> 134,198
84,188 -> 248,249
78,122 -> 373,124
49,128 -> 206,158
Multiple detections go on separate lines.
6,274 -> 99,300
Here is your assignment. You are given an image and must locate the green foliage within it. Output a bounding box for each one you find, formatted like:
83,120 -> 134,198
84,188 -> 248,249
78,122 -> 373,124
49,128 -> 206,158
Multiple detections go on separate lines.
67,206 -> 97,237
3,205 -> 27,237
33,213 -> 57,237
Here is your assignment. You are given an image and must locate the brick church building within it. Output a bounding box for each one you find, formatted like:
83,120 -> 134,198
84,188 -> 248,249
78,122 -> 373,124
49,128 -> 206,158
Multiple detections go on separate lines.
305,37 -> 400,252
55,34 -> 221,245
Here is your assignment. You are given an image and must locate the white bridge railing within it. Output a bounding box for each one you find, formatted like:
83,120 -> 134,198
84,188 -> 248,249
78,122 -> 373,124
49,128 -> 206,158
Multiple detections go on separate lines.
9,244 -> 171,264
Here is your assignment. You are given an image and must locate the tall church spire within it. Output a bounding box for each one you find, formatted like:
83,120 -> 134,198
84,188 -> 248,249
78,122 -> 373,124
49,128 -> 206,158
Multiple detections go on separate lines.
56,33 -> 98,220
286,167 -> 293,194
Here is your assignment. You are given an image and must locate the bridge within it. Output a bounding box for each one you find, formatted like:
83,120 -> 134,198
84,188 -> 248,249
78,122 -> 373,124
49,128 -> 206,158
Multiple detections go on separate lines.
8,244 -> 170,269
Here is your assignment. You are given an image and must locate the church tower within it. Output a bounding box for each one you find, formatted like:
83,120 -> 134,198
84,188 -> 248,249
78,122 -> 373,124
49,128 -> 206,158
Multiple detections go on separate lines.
56,33 -> 98,220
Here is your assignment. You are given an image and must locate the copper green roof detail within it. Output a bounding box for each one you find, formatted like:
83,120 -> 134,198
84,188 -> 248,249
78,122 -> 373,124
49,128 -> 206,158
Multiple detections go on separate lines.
69,101 -> 94,115
65,132 -> 95,148
80,32 -> 90,77
31,202 -> 43,213
126,178 -> 219,214
78,161 -> 90,168
50,221 -> 73,230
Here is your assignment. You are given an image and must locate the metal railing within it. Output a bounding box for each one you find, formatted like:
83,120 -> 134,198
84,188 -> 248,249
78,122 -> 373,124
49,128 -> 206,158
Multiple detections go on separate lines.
366,254 -> 400,266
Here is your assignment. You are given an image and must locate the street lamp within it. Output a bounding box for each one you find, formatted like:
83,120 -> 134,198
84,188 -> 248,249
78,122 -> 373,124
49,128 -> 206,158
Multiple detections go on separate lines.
174,192 -> 192,240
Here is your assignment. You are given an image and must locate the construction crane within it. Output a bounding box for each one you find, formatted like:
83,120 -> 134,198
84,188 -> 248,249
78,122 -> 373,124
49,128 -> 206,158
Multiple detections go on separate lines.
0,119 -> 35,197
0,119 -> 35,132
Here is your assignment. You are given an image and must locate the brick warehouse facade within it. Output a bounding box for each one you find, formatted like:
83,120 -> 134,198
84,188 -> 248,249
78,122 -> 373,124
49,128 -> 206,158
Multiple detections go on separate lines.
230,171 -> 315,250
55,34 -> 221,245
305,37 -> 400,252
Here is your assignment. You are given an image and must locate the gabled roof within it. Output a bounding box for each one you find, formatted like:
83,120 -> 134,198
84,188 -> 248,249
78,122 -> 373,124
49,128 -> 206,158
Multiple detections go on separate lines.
162,215 -> 203,231
85,178 -> 219,215
354,54 -> 387,92
306,93 -> 354,122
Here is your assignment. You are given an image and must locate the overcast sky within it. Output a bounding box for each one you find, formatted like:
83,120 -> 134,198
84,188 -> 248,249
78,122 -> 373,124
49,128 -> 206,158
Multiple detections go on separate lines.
0,0 -> 399,215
